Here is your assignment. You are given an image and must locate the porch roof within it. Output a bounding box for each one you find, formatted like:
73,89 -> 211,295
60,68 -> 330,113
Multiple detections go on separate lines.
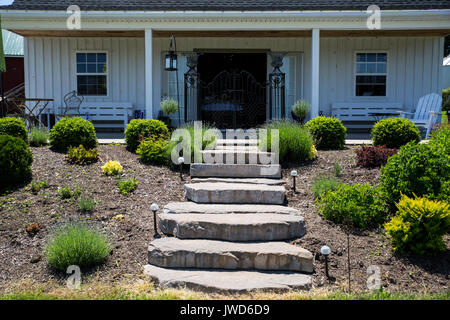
4,0 -> 450,11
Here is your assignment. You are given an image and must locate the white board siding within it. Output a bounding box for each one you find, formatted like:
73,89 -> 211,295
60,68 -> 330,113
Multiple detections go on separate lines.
24,36 -> 443,120
24,37 -> 147,115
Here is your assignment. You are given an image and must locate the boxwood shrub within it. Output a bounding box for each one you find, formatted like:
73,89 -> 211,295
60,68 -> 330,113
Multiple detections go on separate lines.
0,117 -> 28,142
316,183 -> 389,229
380,142 -> 450,210
259,120 -> 315,164
429,124 -> 449,155
50,117 -> 97,151
0,135 -> 33,189
125,119 -> 169,152
305,116 -> 347,150
371,118 -> 421,149
137,138 -> 169,165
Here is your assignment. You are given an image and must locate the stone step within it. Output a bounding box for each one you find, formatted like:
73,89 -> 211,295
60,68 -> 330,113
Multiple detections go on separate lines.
144,264 -> 312,293
163,202 -> 301,215
216,139 -> 259,146
158,213 -> 305,241
148,238 -> 313,272
190,163 -> 281,179
201,150 -> 275,165
191,178 -> 285,185
185,182 -> 285,204
214,145 -> 259,152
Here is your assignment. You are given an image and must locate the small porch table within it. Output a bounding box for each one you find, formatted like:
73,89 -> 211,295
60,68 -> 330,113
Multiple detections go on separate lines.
8,98 -> 54,130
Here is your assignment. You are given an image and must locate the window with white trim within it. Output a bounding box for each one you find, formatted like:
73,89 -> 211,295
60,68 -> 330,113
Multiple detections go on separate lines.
355,52 -> 386,96
76,52 -> 107,96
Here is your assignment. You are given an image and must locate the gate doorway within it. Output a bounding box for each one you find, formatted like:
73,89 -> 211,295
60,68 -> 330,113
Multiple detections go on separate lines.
197,53 -> 267,129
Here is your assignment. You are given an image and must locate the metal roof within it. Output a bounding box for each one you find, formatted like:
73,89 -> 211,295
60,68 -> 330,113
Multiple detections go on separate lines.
2,29 -> 23,57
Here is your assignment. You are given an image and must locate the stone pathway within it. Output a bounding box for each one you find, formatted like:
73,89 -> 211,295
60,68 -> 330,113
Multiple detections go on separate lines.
144,138 -> 313,293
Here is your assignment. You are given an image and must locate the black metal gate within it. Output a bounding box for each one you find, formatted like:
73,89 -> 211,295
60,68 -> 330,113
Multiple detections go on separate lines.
198,70 -> 266,129
184,55 -> 286,128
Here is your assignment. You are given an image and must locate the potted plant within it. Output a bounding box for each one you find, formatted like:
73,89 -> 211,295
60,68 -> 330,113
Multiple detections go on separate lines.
291,99 -> 311,124
160,97 -> 179,128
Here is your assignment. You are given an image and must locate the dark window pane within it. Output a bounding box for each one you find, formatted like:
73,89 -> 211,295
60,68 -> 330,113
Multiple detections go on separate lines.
97,63 -> 106,73
356,53 -> 366,62
77,75 -> 107,96
76,53 -> 86,63
87,53 -> 97,62
87,63 -> 97,73
376,63 -> 386,73
377,53 -> 387,62
376,76 -> 387,84
367,53 -> 377,62
77,64 -> 86,73
97,53 -> 106,63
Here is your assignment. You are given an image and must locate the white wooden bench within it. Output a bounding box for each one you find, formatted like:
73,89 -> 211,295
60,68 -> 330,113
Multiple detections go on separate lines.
69,102 -> 133,131
331,102 -> 404,128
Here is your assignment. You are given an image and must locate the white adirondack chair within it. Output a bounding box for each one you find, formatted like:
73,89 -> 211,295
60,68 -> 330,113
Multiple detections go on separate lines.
398,93 -> 442,138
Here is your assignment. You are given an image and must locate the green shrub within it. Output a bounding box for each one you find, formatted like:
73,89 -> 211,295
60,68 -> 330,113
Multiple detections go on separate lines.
333,162 -> 342,177
291,99 -> 311,123
160,98 -> 179,116
165,122 -> 217,168
305,116 -> 347,150
78,196 -> 96,212
312,176 -> 340,199
371,118 -> 421,148
29,127 -> 49,147
0,117 -> 28,142
66,145 -> 99,165
0,135 -> 33,189
117,178 -> 138,195
442,87 -> 450,112
125,119 -> 169,153
429,124 -> 450,155
50,117 -> 97,151
30,180 -> 48,194
45,222 -> 111,271
259,120 -> 314,164
316,184 -> 388,229
58,186 -> 81,200
137,138 -> 169,165
380,142 -> 449,210
384,195 -> 450,255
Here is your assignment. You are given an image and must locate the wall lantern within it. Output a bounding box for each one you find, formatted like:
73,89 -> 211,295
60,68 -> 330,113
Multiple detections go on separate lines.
165,36 -> 178,71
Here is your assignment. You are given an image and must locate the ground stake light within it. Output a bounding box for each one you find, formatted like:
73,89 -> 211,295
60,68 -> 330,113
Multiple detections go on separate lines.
321,245 -> 331,278
151,203 -> 160,239
290,170 -> 298,192
178,157 -> 185,181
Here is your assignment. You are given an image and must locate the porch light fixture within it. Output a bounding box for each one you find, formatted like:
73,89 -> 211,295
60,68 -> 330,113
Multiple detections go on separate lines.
290,170 -> 298,192
165,36 -> 178,71
151,203 -> 161,239
178,157 -> 185,181
321,245 -> 331,278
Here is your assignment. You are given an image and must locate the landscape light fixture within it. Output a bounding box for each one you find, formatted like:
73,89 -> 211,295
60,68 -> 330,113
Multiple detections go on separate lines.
290,170 -> 298,192
321,245 -> 331,278
178,157 -> 185,181
151,203 -> 161,239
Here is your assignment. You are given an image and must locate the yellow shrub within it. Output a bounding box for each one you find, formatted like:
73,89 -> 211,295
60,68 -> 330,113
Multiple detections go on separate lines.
101,160 -> 123,176
308,145 -> 318,160
384,195 -> 450,255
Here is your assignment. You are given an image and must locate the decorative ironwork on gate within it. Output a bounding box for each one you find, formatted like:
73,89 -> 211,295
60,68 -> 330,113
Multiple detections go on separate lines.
183,53 -> 286,128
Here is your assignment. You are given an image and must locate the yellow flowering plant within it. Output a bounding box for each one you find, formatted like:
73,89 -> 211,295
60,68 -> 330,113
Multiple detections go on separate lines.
101,160 -> 123,176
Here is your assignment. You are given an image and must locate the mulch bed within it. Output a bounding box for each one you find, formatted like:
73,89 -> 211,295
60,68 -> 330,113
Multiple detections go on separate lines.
0,145 -> 448,293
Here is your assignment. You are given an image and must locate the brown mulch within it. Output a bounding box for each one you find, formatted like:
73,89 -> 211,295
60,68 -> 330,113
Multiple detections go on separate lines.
0,145 -> 448,294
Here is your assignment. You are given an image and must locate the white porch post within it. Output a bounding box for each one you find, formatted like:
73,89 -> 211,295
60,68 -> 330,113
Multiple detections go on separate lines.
145,29 -> 153,119
311,28 -> 320,118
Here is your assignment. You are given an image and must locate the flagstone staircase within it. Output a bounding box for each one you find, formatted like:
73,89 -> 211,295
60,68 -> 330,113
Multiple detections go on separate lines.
144,138 -> 314,293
